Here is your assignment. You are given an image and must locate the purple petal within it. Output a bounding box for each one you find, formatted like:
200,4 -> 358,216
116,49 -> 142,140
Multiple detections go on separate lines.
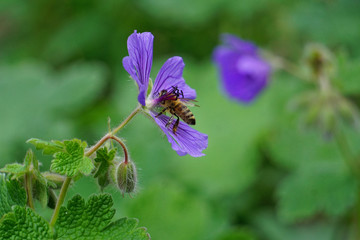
213,46 -> 271,103
123,31 -> 154,106
152,57 -> 184,94
123,56 -> 139,84
171,77 -> 197,99
221,34 -> 258,55
151,57 -> 196,100
151,113 -> 208,157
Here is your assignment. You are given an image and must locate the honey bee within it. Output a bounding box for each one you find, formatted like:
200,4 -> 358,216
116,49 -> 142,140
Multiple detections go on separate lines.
155,86 -> 196,134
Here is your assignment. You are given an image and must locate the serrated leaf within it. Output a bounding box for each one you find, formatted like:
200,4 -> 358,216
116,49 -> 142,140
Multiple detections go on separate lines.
0,149 -> 36,179
23,149 -> 34,171
27,138 -> 65,155
277,162 -> 357,222
0,206 -> 52,240
55,194 -> 150,240
51,139 -> 94,177
0,163 -> 26,179
0,173 -> 26,218
95,147 -> 117,163
94,147 -> 116,178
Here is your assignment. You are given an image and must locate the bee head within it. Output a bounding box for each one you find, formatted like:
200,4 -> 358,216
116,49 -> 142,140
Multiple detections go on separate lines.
171,86 -> 184,98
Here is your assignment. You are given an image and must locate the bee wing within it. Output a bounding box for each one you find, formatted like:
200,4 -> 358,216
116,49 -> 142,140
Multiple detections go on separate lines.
180,98 -> 200,107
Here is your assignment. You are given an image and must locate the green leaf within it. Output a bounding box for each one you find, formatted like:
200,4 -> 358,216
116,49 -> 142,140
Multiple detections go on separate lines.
277,162 -> 357,222
55,194 -> 150,240
23,149 -> 34,171
0,149 -> 36,179
27,138 -> 65,155
94,147 -> 116,178
93,147 -> 117,190
0,206 -> 52,240
51,139 -> 94,177
33,178 -> 48,208
0,163 -> 26,179
0,173 -> 26,218
94,147 -> 117,164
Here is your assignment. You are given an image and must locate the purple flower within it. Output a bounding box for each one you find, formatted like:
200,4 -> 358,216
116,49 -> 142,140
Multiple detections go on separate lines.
123,30 -> 208,157
213,34 -> 271,103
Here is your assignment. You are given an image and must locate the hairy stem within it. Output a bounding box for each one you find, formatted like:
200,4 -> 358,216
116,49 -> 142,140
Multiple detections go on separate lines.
85,134 -> 129,163
111,105 -> 142,135
24,173 -> 34,209
85,105 -> 141,157
49,177 -> 72,227
262,50 -> 308,82
109,135 -> 129,164
85,133 -> 112,157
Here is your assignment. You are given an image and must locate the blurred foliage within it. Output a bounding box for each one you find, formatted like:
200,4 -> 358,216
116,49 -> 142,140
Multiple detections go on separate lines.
1,0 -> 360,239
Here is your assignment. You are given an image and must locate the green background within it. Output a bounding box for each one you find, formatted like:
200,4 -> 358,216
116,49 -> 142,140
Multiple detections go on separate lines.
1,0 -> 360,239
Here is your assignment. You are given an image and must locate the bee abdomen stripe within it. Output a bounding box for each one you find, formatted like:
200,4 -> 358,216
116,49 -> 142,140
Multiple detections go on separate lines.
183,109 -> 191,115
186,118 -> 196,125
174,102 -> 182,108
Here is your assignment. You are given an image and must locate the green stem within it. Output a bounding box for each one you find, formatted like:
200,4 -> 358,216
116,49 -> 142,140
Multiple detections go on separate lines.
334,130 -> 359,176
85,105 -> 141,157
85,134 -> 129,163
24,173 -> 34,209
261,50 -> 308,82
109,135 -> 129,164
334,129 -> 360,239
49,177 -> 72,227
85,133 -> 112,157
111,105 -> 142,135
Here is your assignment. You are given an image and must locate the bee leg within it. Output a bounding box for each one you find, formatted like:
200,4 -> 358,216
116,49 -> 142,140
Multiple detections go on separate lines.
172,116 -> 180,135
165,115 -> 174,128
155,107 -> 167,117
180,90 -> 184,98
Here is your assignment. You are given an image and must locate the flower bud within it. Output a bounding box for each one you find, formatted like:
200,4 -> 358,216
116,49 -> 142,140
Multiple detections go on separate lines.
303,43 -> 335,80
116,160 -> 137,194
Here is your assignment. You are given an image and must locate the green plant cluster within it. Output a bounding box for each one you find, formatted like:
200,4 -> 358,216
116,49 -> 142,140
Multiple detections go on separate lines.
0,139 -> 150,239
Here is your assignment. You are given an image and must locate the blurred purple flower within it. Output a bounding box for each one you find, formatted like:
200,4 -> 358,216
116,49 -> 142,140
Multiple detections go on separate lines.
213,34 -> 271,103
123,30 -> 208,157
